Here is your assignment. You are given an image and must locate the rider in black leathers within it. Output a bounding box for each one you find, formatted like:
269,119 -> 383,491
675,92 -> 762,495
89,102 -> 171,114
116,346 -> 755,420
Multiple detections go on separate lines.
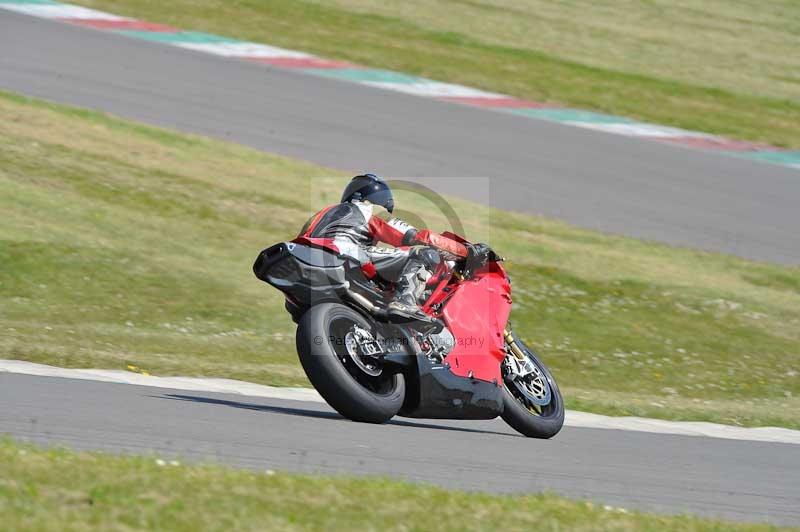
298,174 -> 468,320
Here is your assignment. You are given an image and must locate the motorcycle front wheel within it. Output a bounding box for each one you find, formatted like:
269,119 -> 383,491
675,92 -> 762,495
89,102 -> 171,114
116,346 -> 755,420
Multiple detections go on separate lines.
296,302 -> 405,423
501,330 -> 565,438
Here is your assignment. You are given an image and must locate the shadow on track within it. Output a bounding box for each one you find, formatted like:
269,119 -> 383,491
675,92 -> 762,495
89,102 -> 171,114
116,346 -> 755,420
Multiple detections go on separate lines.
158,394 -> 514,437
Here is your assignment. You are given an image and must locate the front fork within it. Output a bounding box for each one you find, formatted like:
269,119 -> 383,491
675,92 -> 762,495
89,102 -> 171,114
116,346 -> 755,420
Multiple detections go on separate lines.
504,328 -> 526,361
503,328 -> 536,379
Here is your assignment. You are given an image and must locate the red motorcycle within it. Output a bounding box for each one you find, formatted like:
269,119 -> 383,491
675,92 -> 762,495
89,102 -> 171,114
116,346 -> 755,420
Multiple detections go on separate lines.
253,233 -> 564,438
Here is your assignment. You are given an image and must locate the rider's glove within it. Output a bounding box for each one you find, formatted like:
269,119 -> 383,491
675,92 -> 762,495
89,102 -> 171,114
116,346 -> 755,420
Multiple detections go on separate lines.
462,243 -> 499,279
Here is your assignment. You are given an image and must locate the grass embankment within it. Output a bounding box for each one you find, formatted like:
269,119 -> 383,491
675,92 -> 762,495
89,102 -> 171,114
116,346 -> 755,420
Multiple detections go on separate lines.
2,91 -> 799,428
72,0 -> 800,148
0,439 -> 786,531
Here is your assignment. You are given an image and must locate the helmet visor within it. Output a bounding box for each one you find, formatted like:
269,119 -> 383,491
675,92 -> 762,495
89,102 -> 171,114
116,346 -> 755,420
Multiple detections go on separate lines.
365,188 -> 394,213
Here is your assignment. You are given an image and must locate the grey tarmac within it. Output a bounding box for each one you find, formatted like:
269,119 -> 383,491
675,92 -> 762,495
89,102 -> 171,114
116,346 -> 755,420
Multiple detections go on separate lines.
2,373 -> 799,526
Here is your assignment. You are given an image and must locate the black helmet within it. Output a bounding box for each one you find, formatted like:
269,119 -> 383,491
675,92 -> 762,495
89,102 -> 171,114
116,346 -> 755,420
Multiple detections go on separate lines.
341,173 -> 394,213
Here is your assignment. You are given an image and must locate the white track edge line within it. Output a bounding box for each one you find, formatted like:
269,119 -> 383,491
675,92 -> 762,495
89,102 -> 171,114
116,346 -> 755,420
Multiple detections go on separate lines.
2,359 -> 798,444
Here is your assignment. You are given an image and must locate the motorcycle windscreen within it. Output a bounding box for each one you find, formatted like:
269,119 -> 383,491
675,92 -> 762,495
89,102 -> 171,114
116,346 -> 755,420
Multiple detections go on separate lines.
440,269 -> 511,384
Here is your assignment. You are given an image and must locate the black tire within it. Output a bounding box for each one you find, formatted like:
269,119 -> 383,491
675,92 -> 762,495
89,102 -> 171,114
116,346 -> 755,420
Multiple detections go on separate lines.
285,299 -> 305,324
501,332 -> 565,439
296,303 -> 405,423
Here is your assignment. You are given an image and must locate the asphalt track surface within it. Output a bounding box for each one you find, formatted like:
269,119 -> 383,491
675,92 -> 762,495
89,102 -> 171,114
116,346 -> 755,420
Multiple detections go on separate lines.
3,10 -> 800,264
2,373 -> 799,526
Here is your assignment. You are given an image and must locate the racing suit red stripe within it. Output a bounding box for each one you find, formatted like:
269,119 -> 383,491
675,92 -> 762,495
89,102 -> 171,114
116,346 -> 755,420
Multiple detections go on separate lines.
299,205 -> 336,237
367,216 -> 406,247
368,217 -> 467,258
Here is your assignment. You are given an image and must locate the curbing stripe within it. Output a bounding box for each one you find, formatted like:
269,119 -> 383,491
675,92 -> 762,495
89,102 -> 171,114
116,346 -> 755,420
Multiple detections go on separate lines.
1,0 -> 797,171
569,122 -> 714,138
1,359 -> 799,445
655,136 -> 773,151
114,30 -> 237,43
174,42 -> 313,59
364,80 -> 505,98
305,68 -> 422,83
510,108 -> 636,124
62,18 -> 178,31
438,96 -> 553,108
248,57 -> 356,69
736,150 -> 800,165
0,3 -> 126,18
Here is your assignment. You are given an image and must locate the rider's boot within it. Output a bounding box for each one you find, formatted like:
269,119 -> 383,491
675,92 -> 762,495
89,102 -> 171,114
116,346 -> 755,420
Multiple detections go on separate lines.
386,293 -> 428,321
386,262 -> 430,321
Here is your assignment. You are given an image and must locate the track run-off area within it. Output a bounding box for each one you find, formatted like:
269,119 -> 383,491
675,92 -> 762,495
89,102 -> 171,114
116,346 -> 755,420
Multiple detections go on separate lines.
4,0 -> 800,172
2,7 -> 800,263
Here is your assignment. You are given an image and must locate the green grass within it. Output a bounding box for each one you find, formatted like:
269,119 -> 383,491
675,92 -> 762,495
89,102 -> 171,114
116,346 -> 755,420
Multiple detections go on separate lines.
0,439 -> 788,531
71,0 -> 800,148
2,90 -> 800,428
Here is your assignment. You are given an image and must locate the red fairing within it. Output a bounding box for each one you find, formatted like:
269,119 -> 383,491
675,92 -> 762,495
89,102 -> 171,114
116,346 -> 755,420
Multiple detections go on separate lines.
421,261 -> 455,312
414,229 -> 468,258
439,231 -> 468,244
291,236 -> 340,254
439,264 -> 512,384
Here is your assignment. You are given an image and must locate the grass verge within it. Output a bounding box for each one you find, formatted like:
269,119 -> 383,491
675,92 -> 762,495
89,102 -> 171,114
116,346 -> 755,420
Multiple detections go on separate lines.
71,0 -> 800,148
0,439 -> 786,531
1,90 -> 799,428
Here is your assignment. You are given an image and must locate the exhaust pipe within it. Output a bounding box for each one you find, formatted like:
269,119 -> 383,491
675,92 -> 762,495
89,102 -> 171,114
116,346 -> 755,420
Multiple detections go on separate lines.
343,284 -> 389,319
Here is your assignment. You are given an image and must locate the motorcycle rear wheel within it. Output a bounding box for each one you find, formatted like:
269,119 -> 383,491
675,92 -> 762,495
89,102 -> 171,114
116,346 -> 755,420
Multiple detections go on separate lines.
296,302 -> 405,424
501,331 -> 565,438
